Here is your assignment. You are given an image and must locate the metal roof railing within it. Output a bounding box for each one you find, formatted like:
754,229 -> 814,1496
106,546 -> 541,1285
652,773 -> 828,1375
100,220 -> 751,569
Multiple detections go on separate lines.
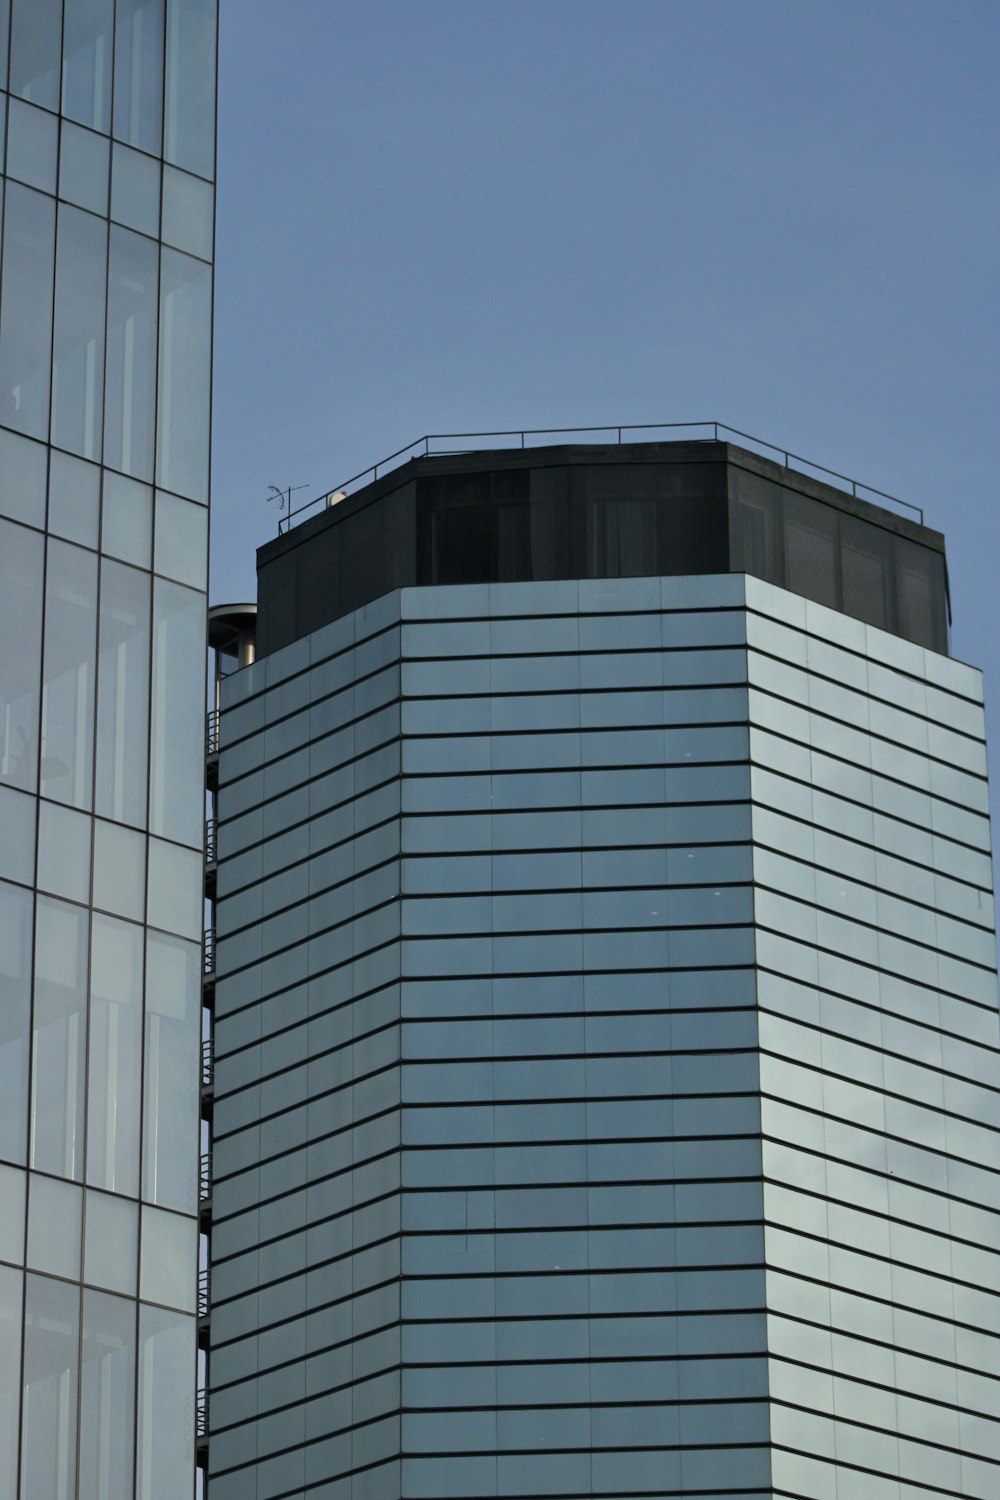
276,421 -> 927,536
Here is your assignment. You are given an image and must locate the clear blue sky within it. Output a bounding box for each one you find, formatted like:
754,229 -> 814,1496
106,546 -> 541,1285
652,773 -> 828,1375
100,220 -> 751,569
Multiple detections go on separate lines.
212,0 -> 999,756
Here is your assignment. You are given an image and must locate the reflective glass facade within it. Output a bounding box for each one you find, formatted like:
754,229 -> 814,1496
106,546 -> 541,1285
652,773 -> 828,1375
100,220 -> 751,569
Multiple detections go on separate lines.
209,558 -> 998,1497
0,4 -> 217,1498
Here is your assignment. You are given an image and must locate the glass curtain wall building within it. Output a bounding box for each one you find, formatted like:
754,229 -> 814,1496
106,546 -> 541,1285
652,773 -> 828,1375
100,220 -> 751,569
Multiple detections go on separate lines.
207,442 -> 999,1500
0,4 -> 217,1499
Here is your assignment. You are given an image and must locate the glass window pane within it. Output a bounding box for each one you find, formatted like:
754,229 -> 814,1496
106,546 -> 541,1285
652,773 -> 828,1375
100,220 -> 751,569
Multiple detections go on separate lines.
164,0 -> 216,180
104,226 -> 158,482
101,470 -> 152,568
114,0 -> 165,157
93,820 -> 146,922
51,204 -> 107,462
111,142 -> 160,238
84,1189 -> 138,1296
154,489 -> 207,588
139,1205 -> 196,1311
62,0 -> 114,133
0,783 -> 35,885
143,931 -> 199,1213
37,799 -> 91,904
59,121 -> 110,216
0,519 -> 43,794
896,533 -> 948,652
21,1272 -> 80,1500
137,1304 -> 194,1500
40,539 -> 98,809
9,0 -> 62,111
0,879 -> 33,1166
0,1165 -> 26,1266
0,183 -> 56,442
147,837 -> 201,940
80,1290 -> 135,1500
0,426 -> 47,530
27,1173 -> 82,1280
48,453 -> 100,555
31,895 -> 88,1180
0,1265 -> 23,1500
161,165 -> 213,260
6,99 -> 58,194
94,558 -> 150,827
149,578 -> 204,848
87,913 -> 143,1196
48,450 -> 101,550
155,249 -> 211,504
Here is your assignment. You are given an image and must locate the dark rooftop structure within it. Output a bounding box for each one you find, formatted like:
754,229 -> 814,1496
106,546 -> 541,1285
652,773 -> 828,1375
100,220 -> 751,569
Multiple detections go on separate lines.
255,438 -> 948,658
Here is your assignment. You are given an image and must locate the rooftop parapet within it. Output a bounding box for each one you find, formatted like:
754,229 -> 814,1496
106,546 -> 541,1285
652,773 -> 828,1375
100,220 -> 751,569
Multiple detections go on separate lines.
255,437 -> 948,658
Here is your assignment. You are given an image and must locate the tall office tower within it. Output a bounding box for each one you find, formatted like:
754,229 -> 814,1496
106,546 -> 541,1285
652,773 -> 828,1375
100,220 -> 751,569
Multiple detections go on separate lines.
206,438 -> 999,1500
0,4 -> 217,1499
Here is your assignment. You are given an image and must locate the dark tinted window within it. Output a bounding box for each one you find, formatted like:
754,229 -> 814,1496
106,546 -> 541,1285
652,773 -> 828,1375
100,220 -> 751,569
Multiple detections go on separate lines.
783,489 -> 839,610
841,514 -> 893,631
896,535 -> 947,652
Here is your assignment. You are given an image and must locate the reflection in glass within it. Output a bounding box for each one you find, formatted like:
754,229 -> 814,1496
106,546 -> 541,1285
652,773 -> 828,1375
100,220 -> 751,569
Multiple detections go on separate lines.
62,0 -> 114,133
0,519 -> 43,789
21,1273 -> 80,1500
6,100 -> 59,195
0,183 -> 56,441
147,838 -> 201,940
154,490 -> 208,588
101,471 -> 152,568
31,896 -> 88,1180
0,1164 -> 26,1267
40,540 -> 98,808
93,821 -> 146,922
59,122 -> 111,217
111,143 -> 161,237
0,785 -> 35,886
150,579 -> 204,848
80,1290 -> 135,1500
9,0 -> 63,111
164,0 -> 217,180
104,226 -> 158,481
95,559 -> 150,827
137,1304 -> 195,1500
114,0 -> 164,156
0,1264 -> 22,1500
139,1206 -> 196,1311
143,931 -> 200,1212
27,1173 -> 82,1280
156,250 -> 211,504
0,0 -> 8,97
52,205 -> 108,461
87,914 -> 143,1196
0,426 -> 47,530
37,800 -> 91,905
0,880 -> 33,1166
162,165 -> 214,261
84,1189 -> 138,1296
48,450 -> 102,550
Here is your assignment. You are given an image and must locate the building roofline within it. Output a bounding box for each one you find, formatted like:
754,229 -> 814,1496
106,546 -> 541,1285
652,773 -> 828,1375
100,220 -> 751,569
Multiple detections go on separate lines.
257,438 -> 944,569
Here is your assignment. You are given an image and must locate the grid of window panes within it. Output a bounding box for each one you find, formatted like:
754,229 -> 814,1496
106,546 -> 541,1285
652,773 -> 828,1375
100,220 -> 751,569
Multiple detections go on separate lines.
0,4 -> 216,1499
209,576 -> 776,1499
745,575 -> 1000,1499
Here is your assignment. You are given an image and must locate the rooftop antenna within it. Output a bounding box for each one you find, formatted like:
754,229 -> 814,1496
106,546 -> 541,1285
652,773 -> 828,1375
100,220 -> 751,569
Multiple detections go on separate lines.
267,482 -> 308,512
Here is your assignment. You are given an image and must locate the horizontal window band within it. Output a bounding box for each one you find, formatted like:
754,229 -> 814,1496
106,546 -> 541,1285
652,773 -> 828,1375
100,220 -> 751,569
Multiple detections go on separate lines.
210,1336 -> 766,1401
